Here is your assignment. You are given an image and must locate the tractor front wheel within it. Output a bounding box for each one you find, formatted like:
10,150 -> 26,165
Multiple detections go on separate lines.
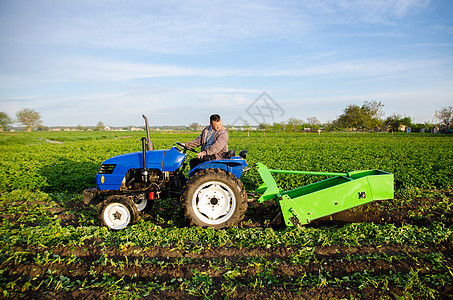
182,169 -> 248,229
99,195 -> 139,230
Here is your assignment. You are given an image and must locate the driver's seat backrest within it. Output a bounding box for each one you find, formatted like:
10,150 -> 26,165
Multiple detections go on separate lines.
225,150 -> 236,159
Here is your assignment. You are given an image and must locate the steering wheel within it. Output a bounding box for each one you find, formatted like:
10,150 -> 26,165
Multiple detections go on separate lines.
176,142 -> 197,153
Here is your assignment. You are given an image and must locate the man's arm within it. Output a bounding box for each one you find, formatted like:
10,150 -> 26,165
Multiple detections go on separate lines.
184,135 -> 201,149
184,128 -> 205,149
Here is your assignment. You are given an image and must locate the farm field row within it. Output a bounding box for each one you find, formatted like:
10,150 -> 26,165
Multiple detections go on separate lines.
0,132 -> 452,299
1,131 -> 452,192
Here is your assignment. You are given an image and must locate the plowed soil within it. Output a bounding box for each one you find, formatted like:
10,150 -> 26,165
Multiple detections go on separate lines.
2,192 -> 452,300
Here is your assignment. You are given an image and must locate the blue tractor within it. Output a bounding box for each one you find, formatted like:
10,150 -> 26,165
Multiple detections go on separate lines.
83,115 -> 249,230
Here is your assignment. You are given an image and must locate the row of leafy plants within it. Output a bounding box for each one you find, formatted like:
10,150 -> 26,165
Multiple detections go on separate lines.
1,132 -> 452,192
1,188 -> 451,299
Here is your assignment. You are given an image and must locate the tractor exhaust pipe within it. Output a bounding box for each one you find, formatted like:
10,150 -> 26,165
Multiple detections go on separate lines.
142,114 -> 154,151
141,137 -> 149,183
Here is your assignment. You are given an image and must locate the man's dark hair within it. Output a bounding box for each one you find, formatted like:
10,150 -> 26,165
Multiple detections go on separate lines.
210,114 -> 221,123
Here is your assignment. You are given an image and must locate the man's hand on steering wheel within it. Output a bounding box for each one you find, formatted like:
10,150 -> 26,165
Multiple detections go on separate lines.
176,142 -> 197,154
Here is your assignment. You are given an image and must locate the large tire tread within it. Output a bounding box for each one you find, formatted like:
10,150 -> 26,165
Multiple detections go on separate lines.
181,168 -> 247,229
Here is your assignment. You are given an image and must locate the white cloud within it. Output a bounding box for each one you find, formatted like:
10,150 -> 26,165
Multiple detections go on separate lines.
434,25 -> 453,35
309,0 -> 430,23
1,0 -> 431,55
0,0 -> 310,54
1,51 -> 447,88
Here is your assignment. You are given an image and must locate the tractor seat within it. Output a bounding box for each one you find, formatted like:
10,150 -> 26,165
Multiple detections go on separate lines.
224,150 -> 247,159
225,150 -> 235,159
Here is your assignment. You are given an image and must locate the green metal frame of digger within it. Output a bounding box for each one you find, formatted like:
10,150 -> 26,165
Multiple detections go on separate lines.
255,163 -> 394,226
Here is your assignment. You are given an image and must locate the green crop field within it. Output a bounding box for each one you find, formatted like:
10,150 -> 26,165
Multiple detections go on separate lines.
0,131 -> 452,299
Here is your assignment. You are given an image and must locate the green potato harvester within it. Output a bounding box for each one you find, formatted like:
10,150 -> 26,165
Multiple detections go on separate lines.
254,163 -> 394,226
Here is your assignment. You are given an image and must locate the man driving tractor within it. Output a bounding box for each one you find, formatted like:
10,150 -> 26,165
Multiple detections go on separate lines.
183,114 -> 229,169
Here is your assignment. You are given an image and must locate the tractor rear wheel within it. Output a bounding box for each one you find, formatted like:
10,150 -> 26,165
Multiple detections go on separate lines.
182,169 -> 248,229
99,195 -> 139,230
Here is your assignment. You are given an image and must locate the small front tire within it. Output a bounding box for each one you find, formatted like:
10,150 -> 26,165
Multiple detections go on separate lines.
99,195 -> 139,230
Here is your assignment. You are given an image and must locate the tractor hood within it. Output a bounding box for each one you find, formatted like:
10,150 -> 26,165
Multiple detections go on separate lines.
102,147 -> 186,172
96,147 -> 186,191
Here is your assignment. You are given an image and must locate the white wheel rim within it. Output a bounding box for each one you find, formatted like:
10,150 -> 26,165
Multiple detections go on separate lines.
192,181 -> 236,225
135,198 -> 148,211
103,202 -> 131,230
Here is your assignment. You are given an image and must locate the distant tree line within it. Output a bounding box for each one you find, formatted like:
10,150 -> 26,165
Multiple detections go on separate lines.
2,104 -> 452,133
233,102 -> 453,134
0,108 -> 112,132
0,108 -> 42,132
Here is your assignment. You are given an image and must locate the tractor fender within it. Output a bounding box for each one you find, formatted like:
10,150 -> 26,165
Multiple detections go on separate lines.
189,158 -> 247,179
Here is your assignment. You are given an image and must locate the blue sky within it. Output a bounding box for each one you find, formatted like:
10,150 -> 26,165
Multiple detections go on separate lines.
1,0 -> 452,127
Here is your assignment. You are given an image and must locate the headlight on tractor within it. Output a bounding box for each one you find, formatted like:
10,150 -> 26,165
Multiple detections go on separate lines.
98,164 -> 116,174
